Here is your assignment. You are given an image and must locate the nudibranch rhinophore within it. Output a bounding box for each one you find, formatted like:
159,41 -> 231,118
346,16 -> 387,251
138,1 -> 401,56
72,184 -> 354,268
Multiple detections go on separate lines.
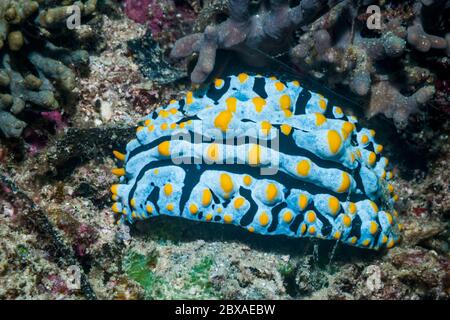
111,74 -> 402,250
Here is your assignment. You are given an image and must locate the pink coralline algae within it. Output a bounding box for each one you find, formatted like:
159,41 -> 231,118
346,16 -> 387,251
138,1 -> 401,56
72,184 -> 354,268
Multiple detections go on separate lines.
41,111 -> 67,131
124,0 -> 197,45
124,0 -> 152,24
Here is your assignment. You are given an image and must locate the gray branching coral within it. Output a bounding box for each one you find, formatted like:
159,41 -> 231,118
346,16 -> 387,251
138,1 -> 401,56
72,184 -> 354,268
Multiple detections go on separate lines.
170,0 -> 329,84
171,0 -> 450,129
0,0 -> 98,138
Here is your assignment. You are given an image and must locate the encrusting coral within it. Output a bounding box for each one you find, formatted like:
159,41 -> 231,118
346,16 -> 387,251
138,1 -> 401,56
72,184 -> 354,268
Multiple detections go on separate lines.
0,0 -> 98,138
170,0 -> 450,129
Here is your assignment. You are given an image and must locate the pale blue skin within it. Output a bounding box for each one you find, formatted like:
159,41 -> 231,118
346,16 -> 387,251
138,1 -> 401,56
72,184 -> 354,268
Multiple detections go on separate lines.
111,75 -> 401,250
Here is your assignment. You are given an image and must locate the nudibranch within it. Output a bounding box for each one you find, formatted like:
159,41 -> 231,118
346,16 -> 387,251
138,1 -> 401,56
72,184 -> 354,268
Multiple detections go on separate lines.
111,74 -> 401,250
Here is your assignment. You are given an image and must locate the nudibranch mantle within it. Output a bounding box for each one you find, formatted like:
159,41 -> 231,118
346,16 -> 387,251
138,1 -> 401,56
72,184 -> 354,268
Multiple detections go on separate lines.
111,74 -> 401,250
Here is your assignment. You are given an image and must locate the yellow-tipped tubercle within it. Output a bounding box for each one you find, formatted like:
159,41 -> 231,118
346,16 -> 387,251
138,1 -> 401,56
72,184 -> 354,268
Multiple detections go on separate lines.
113,150 -> 126,161
112,168 -> 126,176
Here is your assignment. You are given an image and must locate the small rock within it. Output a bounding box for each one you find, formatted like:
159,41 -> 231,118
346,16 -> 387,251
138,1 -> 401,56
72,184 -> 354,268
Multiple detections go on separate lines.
100,101 -> 113,122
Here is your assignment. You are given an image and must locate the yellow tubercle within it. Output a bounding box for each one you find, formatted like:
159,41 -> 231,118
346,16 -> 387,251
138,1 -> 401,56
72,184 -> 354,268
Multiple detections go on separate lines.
261,121 -> 272,135
283,211 -> 293,223
279,94 -> 291,110
238,73 -> 248,83
274,81 -> 285,91
259,211 -> 269,226
337,172 -> 351,193
315,113 -> 327,126
112,168 -> 125,176
111,203 -> 120,213
214,110 -> 233,132
158,141 -> 171,157
252,97 -> 266,113
298,194 -> 308,210
189,203 -> 198,215
342,214 -> 351,227
319,99 -> 327,111
207,143 -> 219,161
327,130 -> 342,155
111,184 -> 119,195
226,97 -> 237,112
220,173 -> 233,193
164,183 -> 173,196
265,183 -> 278,202
306,211 -> 316,223
280,124 -> 292,135
113,150 -> 126,161
328,196 -> 340,215
234,197 -> 245,209
248,144 -> 261,166
202,189 -> 212,207
224,214 -> 233,223
297,159 -> 311,176
186,91 -> 194,105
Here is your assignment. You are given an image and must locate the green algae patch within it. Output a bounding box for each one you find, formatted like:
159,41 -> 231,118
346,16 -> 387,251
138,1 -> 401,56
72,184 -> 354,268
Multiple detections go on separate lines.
123,250 -> 164,299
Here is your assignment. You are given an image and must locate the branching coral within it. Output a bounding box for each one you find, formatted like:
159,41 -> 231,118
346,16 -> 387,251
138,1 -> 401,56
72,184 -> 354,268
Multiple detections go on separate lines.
0,0 -> 98,138
170,0 -> 330,84
170,0 -> 450,129
407,0 -> 450,55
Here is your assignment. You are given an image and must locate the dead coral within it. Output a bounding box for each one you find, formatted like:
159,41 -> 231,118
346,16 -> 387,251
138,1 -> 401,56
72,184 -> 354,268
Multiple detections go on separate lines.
0,0 -> 98,138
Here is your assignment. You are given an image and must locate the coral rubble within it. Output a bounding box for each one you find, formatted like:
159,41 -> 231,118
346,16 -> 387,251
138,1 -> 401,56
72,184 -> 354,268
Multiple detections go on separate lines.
0,0 -> 98,138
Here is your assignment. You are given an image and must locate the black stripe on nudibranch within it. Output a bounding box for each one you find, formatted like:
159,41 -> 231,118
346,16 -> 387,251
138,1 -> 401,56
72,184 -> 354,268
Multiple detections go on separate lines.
267,202 -> 286,233
289,211 -> 305,233
239,187 -> 258,227
294,89 -> 311,115
206,76 -> 231,103
252,77 -> 268,99
317,212 -> 333,237
147,185 -> 161,214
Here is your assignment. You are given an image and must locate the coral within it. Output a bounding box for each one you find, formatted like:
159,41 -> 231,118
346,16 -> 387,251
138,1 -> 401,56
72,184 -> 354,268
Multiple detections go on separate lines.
368,81 -> 435,129
0,0 -> 98,138
170,0 -> 328,84
407,0 -> 450,55
111,74 -> 401,250
170,0 -> 450,129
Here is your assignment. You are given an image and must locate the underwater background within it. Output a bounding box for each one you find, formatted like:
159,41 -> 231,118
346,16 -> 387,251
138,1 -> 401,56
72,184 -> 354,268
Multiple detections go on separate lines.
0,0 -> 449,299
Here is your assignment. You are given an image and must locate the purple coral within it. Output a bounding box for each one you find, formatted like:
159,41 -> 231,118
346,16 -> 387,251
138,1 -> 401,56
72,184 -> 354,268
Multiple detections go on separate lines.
170,0 -> 449,129
170,0 -> 329,83
407,0 -> 450,54
124,0 -> 152,24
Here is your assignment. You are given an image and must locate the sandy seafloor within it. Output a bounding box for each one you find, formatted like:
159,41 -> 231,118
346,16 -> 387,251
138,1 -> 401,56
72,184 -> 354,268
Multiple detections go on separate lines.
0,13 -> 449,300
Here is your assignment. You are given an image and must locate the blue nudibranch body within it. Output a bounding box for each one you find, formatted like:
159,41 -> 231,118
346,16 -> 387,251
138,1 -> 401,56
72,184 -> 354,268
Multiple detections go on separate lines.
111,74 -> 401,250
